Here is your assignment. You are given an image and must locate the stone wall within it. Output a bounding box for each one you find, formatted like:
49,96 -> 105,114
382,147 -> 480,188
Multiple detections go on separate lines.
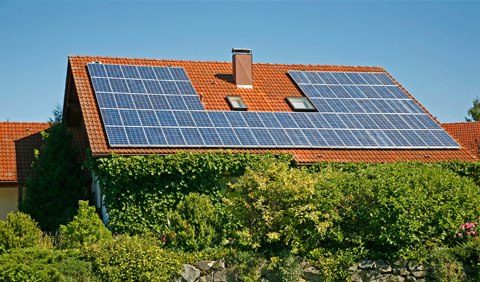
173,258 -> 443,282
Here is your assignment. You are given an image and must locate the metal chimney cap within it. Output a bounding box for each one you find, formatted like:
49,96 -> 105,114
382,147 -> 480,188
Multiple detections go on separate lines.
232,48 -> 252,54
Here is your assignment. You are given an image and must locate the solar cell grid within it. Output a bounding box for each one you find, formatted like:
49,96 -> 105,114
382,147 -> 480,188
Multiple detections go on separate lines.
374,73 -> 396,86
155,111 -> 178,127
216,128 -> 241,145
176,81 -> 197,95
302,129 -> 328,146
310,99 -> 334,113
101,109 -> 122,126
303,72 -> 324,84
415,115 -> 442,129
356,99 -> 380,113
125,127 -> 148,145
285,129 -> 310,146
331,73 -> 353,84
345,73 -> 368,85
170,67 -> 189,81
401,131 -> 427,147
341,99 -> 364,113
415,130 -> 443,147
251,129 -> 276,146
335,130 -> 361,147
198,128 -> 223,146
329,85 -> 352,98
88,64 -> 107,78
318,129 -> 344,147
323,113 -> 347,129
225,112 -> 248,127
234,128 -> 258,146
242,112 -> 264,128
149,95 -> 170,110
338,114 -> 363,129
268,129 -> 293,146
173,111 -> 196,127
370,100 -> 395,114
137,66 -> 157,80
160,81 -> 180,95
91,78 -> 112,93
257,112 -> 282,128
387,114 -> 411,129
431,130 -> 459,147
317,72 -> 339,84
208,112 -> 230,127
354,114 -> 378,129
275,113 -> 298,128
372,86 -> 395,99
120,110 -> 141,126
387,86 -> 410,99
313,85 -> 337,98
137,110 -> 159,126
290,113 -> 315,128
109,79 -> 129,93
131,94 -> 153,109
191,111 -> 213,127
166,96 -> 187,110
163,128 -> 185,145
399,115 -> 426,129
343,86 -> 367,98
144,128 -> 167,145
299,84 -> 321,98
181,128 -> 204,145
143,80 -> 163,94
306,113 -> 331,129
105,127 -> 128,145
358,86 -> 381,98
359,73 -> 382,85
369,114 -> 395,129
350,130 -> 378,147
288,71 -> 310,84
96,93 -> 117,109
383,130 -> 411,147
104,65 -> 124,78
367,130 -> 394,147
183,96 -> 205,110
121,65 -> 141,79
327,99 -> 350,113
153,67 -> 173,80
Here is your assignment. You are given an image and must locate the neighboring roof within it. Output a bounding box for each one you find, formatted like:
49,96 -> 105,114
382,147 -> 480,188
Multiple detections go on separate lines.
0,122 -> 50,183
65,55 -> 477,163
443,122 -> 480,158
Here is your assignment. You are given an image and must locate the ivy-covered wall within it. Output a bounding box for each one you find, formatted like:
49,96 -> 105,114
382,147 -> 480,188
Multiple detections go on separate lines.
86,151 -> 293,235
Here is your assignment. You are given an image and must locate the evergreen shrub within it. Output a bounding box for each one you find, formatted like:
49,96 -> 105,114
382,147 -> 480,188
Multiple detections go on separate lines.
60,200 -> 112,249
84,236 -> 183,282
0,212 -> 42,253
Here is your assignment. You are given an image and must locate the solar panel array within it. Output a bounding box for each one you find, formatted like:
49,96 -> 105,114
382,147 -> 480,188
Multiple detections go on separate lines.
87,63 -> 459,149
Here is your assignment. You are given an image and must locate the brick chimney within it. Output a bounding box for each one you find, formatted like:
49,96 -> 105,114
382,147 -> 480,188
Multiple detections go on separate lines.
232,48 -> 253,89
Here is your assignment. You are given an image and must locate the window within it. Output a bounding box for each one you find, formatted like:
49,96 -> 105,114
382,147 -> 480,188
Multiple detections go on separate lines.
286,97 -> 316,112
226,96 -> 248,111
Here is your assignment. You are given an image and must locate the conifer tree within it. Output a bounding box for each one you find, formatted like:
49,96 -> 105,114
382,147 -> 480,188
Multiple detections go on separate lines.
19,123 -> 90,232
465,97 -> 480,122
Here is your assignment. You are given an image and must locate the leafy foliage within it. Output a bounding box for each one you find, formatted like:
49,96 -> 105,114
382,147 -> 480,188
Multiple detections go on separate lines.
57,257 -> 101,282
86,151 -> 293,236
431,247 -> 467,282
84,236 -> 183,282
0,247 -> 78,282
0,212 -> 42,253
20,123 -> 90,232
60,200 -> 112,249
224,158 -> 339,254
226,251 -> 265,282
466,96 -> 480,122
167,193 -> 221,251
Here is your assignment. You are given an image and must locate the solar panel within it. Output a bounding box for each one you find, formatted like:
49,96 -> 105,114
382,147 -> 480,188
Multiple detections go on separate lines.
89,64 -> 460,149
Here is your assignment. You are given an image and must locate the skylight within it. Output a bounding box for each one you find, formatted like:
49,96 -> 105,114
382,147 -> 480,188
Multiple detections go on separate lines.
286,97 -> 316,112
226,96 -> 248,111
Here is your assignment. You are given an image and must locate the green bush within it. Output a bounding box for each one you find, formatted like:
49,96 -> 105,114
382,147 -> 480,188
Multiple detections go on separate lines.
226,251 -> 265,282
60,200 -> 112,249
224,158 -> 339,254
315,161 -> 480,259
0,212 -> 42,253
86,151 -> 293,236
84,236 -> 183,282
0,247 -> 78,282
431,247 -> 467,282
168,193 -> 221,251
57,257 -> 101,282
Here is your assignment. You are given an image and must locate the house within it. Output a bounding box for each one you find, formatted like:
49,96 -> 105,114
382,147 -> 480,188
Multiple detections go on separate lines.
443,122 -> 480,158
0,122 -> 50,220
62,50 -> 477,215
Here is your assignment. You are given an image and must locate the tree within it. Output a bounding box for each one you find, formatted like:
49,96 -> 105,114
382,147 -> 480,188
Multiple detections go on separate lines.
19,123 -> 90,232
465,97 -> 480,122
48,103 -> 63,124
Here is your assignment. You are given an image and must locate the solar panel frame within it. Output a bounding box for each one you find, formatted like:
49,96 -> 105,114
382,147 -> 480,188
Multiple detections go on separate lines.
251,128 -> 277,146
257,112 -> 282,128
181,128 -> 205,146
125,127 -> 148,145
119,109 -> 141,126
234,128 -> 259,146
216,127 -> 242,146
318,129 -> 345,147
335,130 -> 362,147
208,112 -> 231,127
301,129 -> 328,147
121,65 -> 141,79
268,129 -> 293,147
285,129 -> 311,147
173,111 -> 196,127
310,99 -> 335,113
306,113 -> 331,129
275,112 -> 299,128
149,95 -> 170,110
198,128 -> 223,146
144,127 -> 167,145
137,110 -> 160,126
105,126 -> 129,146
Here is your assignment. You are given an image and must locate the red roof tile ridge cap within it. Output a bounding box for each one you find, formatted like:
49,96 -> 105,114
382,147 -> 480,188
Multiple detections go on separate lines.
442,121 -> 480,125
0,122 -> 49,126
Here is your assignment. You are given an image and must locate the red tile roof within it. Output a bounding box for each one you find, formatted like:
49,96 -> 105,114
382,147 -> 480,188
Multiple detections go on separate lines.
0,122 -> 50,182
442,122 -> 480,158
66,55 -> 477,163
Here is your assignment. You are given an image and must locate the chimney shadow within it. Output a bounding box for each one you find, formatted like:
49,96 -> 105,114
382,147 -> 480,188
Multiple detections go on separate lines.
214,74 -> 235,85
14,129 -> 49,182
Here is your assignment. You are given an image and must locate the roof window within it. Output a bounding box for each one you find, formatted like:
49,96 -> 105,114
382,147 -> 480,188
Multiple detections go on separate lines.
286,97 -> 316,112
227,96 -> 248,111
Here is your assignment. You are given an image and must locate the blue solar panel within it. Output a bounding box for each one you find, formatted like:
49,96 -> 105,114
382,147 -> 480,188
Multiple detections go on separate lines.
96,92 -> 117,109
183,96 -> 205,110
372,86 -> 395,99
163,128 -> 186,145
144,127 -> 167,145
105,127 -> 128,146
176,81 -> 197,95
369,114 -> 395,129
355,114 -> 379,129
385,100 -> 410,113
290,113 -> 315,128
288,71 -> 310,84
122,65 -> 141,79
149,95 -> 170,110
91,78 -> 112,93
120,110 -> 141,126
216,128 -> 241,146
114,94 -> 135,109
306,113 -> 331,128
257,112 -> 282,128
242,112 -> 264,127
137,66 -> 157,80
317,72 -> 339,84
125,127 -> 148,145
310,99 -> 335,113
303,72 -> 324,84
331,73 -> 353,85
88,64 -> 107,78
285,129 -> 310,146
430,130 -> 459,147
367,130 -> 394,147
208,112 -> 231,127
338,114 -> 363,129
326,99 -> 350,113
314,85 -> 337,98
335,130 -> 361,147
356,99 -> 380,113
371,100 -> 395,114
156,111 -> 178,127
403,100 -> 425,114
225,112 -> 248,127
101,109 -> 122,126
387,86 -> 410,99
350,130 -> 377,147
373,73 -> 396,86
323,113 -> 347,129
170,67 -> 189,81
415,115 -> 442,129
268,129 -> 293,146
383,130 -> 411,147
191,111 -> 213,127
234,128 -> 258,146
302,129 -> 328,146
401,130 -> 427,147
198,128 -> 223,146
329,85 -> 352,98
358,86 -> 381,98
166,96 -> 188,110
343,86 -> 367,98
275,113 -> 298,128
345,73 -> 368,85
415,130 -> 443,147
131,94 -> 153,109
104,65 -> 124,78
387,114 -> 411,129
126,79 -> 146,94
251,129 -> 276,146
359,73 -> 382,85
160,81 -> 180,95
143,80 -> 164,94
318,129 -> 344,147
153,67 -> 173,80
173,111 -> 196,127
299,84 -> 321,98
110,79 -> 129,93
400,115 -> 426,129
137,110 -> 159,126
181,128 -> 204,145
341,99 -> 364,113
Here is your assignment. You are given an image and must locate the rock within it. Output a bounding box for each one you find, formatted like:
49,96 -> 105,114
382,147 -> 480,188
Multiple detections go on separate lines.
297,256 -> 308,269
195,260 -> 215,271
358,270 -> 380,281
391,258 -> 408,267
350,272 -> 362,282
405,276 -> 417,282
392,276 -> 405,282
213,269 -> 228,282
374,259 -> 392,273
412,271 -> 429,278
173,275 -> 182,282
302,266 -> 322,282
348,264 -> 358,272
416,264 -> 432,271
213,259 -> 225,270
259,277 -> 270,282
358,260 -> 375,270
408,262 -> 420,272
392,267 -> 410,276
198,277 -> 207,282
180,264 -> 200,282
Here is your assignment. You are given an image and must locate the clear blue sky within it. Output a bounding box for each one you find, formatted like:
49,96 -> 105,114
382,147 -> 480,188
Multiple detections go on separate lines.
1,1 -> 479,123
